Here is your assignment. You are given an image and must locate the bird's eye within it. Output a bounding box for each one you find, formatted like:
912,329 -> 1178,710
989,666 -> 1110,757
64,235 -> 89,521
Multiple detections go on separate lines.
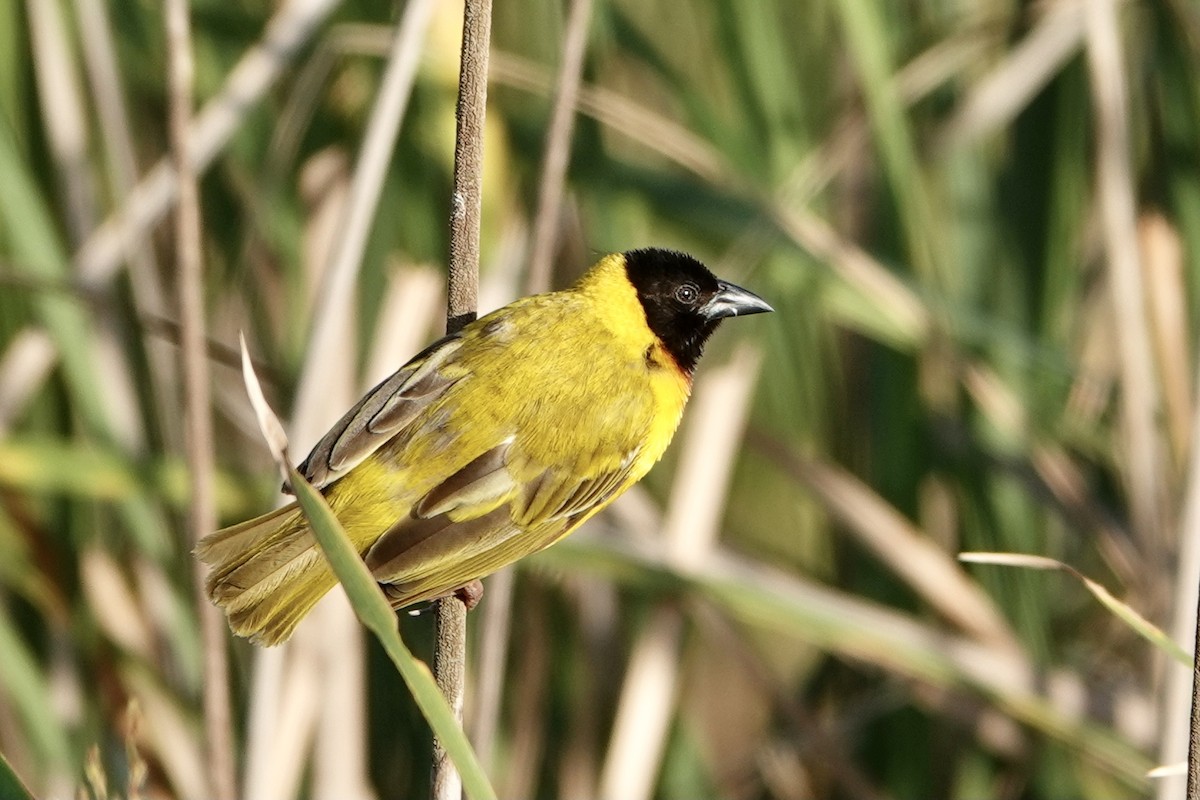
674,283 -> 699,305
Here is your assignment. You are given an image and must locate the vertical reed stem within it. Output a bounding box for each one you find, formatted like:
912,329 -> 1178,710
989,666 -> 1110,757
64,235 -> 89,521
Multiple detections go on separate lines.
524,0 -> 594,294
435,0 -> 493,798
165,0 -> 236,798
1188,590 -> 1200,798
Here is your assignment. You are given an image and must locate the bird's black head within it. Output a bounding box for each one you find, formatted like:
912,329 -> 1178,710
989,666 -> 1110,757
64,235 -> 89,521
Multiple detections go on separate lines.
623,248 -> 772,374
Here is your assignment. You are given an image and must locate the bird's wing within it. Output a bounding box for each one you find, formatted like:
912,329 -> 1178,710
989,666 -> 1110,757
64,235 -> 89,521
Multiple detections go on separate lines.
363,438 -> 640,596
289,332 -> 467,491
516,455 -> 639,527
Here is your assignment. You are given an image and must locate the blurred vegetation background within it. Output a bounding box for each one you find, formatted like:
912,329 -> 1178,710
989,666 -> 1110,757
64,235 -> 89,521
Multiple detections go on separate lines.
0,0 -> 1197,798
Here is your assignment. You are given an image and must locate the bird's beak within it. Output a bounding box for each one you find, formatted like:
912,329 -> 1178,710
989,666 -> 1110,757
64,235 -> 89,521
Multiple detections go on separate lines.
700,281 -> 774,320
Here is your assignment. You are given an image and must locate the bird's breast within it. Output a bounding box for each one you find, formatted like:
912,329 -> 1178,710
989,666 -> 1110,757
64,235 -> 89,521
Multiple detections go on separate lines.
633,341 -> 691,474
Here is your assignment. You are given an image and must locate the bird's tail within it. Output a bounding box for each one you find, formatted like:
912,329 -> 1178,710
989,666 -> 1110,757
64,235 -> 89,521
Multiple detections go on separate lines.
196,503 -> 338,646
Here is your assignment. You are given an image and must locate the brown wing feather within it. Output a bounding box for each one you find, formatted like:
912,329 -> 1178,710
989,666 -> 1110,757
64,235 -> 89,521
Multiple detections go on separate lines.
365,506 -> 514,581
414,441 -> 514,518
519,457 -> 636,526
364,442 -> 519,581
364,444 -> 638,608
290,333 -> 465,491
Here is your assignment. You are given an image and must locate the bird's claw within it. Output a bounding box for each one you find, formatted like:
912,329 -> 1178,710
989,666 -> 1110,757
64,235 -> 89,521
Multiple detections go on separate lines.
452,579 -> 484,610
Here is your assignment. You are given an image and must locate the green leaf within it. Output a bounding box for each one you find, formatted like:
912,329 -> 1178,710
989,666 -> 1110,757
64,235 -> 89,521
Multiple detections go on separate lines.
959,552 -> 1191,666
239,326 -> 495,800
832,0 -> 938,282
0,116 -> 168,557
289,469 -> 498,800
532,536 -> 1153,788
0,437 -> 263,518
0,606 -> 71,771
0,751 -> 36,800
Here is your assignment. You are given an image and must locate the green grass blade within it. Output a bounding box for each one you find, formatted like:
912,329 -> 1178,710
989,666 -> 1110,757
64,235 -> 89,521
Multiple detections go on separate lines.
0,116 -> 168,557
0,752 -> 36,800
0,606 -> 71,772
0,437 -> 263,517
288,469 -> 498,800
237,336 -> 495,800
832,0 -> 937,280
534,537 -> 1153,788
960,552 -> 1190,666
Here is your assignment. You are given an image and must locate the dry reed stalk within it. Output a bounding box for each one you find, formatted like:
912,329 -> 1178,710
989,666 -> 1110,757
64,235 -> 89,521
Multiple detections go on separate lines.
164,0 -> 235,797
242,5 -> 436,795
241,648 -> 289,800
752,439 -> 1021,652
467,566 -> 514,768
469,0 -> 594,767
242,150 -> 355,800
72,0 -> 149,241
27,0 -> 149,458
0,0 -> 344,465
1085,0 -> 1168,552
436,1 -> 493,796
365,266 -> 446,384
1139,213 -> 1192,468
269,654 -> 324,800
310,598 -> 371,800
25,0 -> 94,243
75,0 -> 344,289
1159,353 -> 1200,800
488,53 -> 932,342
524,0 -> 594,293
940,0 -> 1088,145
444,0 -> 491,333
43,637 -> 80,800
598,608 -> 682,800
0,330 -> 56,435
1190,597 -> 1200,798
598,345 -> 762,800
291,0 -> 437,425
1138,211 -> 1194,800
74,0 -> 180,450
80,549 -> 155,660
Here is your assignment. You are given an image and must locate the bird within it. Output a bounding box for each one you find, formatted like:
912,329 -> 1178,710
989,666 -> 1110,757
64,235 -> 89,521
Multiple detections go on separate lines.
198,248 -> 772,645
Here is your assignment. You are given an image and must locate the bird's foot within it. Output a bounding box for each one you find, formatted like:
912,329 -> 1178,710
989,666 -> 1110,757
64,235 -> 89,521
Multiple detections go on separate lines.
453,579 -> 484,610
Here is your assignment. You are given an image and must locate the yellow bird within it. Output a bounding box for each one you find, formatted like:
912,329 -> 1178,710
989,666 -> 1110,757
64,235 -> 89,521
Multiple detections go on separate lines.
198,248 -> 771,645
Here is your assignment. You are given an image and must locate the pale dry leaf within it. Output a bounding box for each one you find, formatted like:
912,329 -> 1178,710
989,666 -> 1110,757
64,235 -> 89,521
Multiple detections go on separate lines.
959,551 -> 1189,664
1146,762 -> 1185,778
238,332 -> 290,481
